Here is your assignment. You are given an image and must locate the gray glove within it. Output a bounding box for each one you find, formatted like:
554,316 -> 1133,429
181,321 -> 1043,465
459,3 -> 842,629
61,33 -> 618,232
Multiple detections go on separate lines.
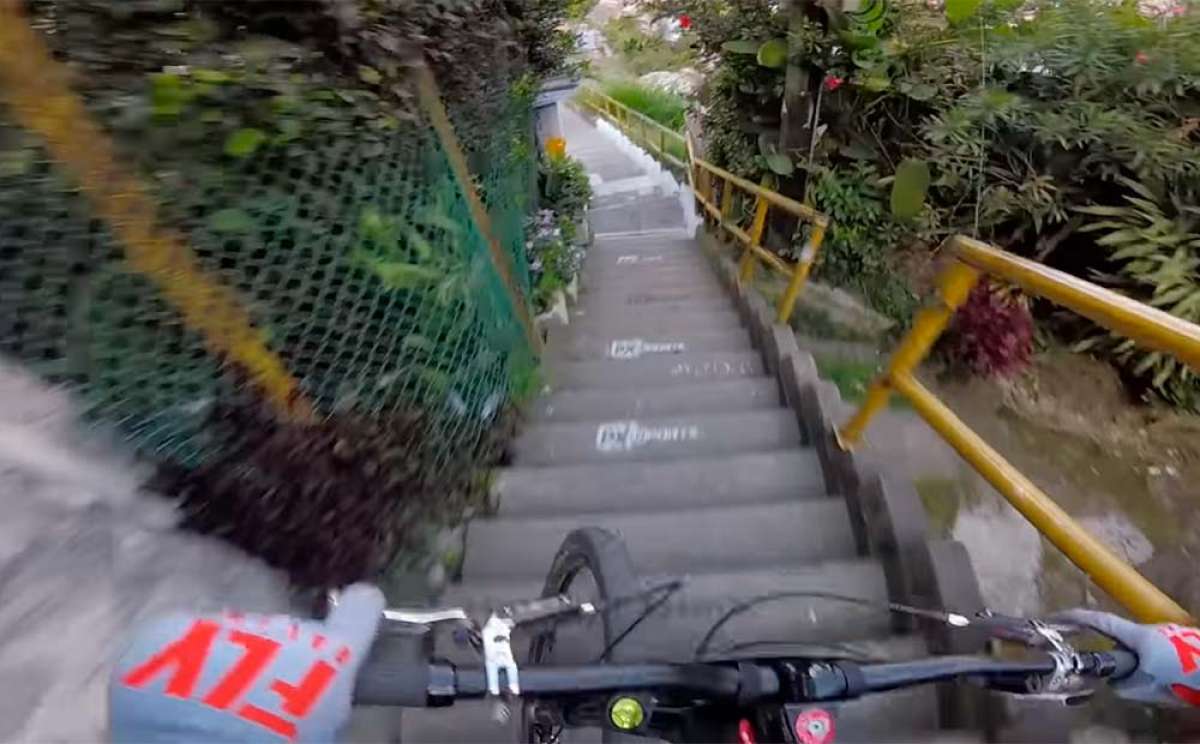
110,584 -> 385,742
1056,609 -> 1200,708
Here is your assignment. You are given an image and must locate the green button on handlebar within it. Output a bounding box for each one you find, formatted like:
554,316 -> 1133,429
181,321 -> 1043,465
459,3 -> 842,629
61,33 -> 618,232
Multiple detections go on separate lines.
609,696 -> 645,730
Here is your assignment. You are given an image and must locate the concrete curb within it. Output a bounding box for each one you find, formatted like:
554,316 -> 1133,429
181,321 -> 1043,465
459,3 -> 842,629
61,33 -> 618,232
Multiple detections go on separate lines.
696,225 -> 990,735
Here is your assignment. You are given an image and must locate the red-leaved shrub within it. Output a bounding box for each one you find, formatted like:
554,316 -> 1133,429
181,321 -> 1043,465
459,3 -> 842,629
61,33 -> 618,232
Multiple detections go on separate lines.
943,281 -> 1034,378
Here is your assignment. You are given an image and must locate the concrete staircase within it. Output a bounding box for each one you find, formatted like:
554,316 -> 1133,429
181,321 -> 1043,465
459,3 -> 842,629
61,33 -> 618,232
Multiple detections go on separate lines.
399,105 -> 986,742
400,230 -> 978,743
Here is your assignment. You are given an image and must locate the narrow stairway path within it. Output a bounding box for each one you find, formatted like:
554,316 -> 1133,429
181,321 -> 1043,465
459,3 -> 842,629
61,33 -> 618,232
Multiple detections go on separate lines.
402,108 -> 949,742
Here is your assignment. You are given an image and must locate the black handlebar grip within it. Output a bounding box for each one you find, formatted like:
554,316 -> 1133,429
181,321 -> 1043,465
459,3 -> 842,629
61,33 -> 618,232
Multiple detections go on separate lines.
1106,650 -> 1139,681
354,624 -> 434,707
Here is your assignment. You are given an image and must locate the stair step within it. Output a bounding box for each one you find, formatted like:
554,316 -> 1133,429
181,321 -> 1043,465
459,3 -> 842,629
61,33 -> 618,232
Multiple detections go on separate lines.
494,450 -> 826,517
512,409 -> 802,466
584,255 -> 711,273
591,196 -> 684,235
578,284 -> 726,308
568,308 -> 742,336
550,351 -> 764,390
585,245 -> 701,266
592,234 -> 698,253
546,328 -> 752,362
462,499 -> 857,580
449,558 -> 891,661
578,270 -> 722,293
578,294 -> 731,314
580,271 -> 720,293
399,704 -> 520,744
530,377 -> 780,421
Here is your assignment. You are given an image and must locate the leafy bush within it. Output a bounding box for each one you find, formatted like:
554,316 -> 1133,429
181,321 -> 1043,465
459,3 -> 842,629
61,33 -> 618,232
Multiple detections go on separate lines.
526,209 -> 586,312
600,16 -> 696,76
943,281 -> 1034,378
1077,177 -> 1200,409
529,153 -> 592,313
806,164 -> 919,321
601,79 -> 689,130
540,153 -> 593,219
657,0 -> 1200,406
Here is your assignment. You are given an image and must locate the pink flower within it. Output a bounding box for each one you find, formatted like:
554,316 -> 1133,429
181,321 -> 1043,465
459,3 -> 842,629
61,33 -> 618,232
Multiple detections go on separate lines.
823,75 -> 844,92
679,14 -> 692,30
1171,4 -> 1187,15
1135,51 -> 1150,64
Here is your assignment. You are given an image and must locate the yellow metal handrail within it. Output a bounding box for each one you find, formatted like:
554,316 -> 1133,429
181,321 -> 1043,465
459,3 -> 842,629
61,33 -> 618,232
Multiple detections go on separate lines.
577,84 -> 831,324
576,85 -> 688,171
689,151 -> 830,324
839,235 -> 1198,624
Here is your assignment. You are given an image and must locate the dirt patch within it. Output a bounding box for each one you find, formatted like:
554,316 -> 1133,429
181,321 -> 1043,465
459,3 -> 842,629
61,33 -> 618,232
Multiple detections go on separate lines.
932,348 -> 1200,613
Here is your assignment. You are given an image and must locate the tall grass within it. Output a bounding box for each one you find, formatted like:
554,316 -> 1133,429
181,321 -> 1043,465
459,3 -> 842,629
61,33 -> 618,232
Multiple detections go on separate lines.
600,79 -> 688,131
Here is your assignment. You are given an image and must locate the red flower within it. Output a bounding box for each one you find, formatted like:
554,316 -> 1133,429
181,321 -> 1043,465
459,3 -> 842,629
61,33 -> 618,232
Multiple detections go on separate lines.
1135,51 -> 1150,64
823,75 -> 844,92
679,14 -> 692,30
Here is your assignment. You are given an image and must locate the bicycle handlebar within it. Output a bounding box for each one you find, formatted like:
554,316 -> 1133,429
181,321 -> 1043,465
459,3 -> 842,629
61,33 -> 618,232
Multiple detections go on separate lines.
354,651 -> 1138,708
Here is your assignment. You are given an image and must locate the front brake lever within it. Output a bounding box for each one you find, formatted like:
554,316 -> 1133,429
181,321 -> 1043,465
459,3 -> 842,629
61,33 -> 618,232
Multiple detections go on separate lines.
970,610 -> 1081,647
383,608 -> 471,625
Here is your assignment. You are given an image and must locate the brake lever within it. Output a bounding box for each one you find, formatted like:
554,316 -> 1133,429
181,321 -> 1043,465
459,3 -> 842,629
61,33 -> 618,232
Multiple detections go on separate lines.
969,611 -> 1082,648
504,594 -> 598,625
968,613 -> 1098,703
383,608 -> 471,625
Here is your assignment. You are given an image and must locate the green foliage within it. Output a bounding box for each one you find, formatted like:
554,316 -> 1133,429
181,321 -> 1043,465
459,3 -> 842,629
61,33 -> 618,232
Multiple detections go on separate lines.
601,16 -> 696,76
945,0 -> 983,25
600,79 -> 689,130
540,154 -> 593,219
806,164 -> 918,321
528,153 -> 592,313
756,39 -> 789,68
676,0 -> 1199,407
208,208 -> 255,234
223,128 -> 267,158
890,159 -> 931,219
723,40 -> 763,55
1077,178 -> 1200,409
567,0 -> 599,20
814,356 -> 883,403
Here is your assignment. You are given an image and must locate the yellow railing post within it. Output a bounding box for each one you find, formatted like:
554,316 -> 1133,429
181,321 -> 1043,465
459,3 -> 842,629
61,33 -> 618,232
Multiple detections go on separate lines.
739,182 -> 772,285
838,258 -> 981,447
0,2 -> 314,420
891,371 -> 1192,624
414,63 -> 543,356
719,177 -> 734,226
776,220 -> 828,324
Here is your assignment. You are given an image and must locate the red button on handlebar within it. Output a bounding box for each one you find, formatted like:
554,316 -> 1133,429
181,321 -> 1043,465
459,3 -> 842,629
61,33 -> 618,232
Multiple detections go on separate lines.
737,719 -> 756,744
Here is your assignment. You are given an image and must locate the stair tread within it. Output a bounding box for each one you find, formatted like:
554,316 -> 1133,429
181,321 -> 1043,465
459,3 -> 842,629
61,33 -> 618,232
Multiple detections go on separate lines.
549,351 -> 764,389
530,377 -> 781,422
512,408 -> 803,466
546,328 -> 752,362
463,499 -> 857,581
567,309 -> 743,335
494,449 -> 826,517
578,295 -> 731,313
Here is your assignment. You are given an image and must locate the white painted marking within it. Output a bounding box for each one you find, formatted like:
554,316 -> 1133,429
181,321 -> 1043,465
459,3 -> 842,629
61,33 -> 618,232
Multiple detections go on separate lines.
595,420 -> 701,453
608,339 -> 688,359
615,254 -> 666,265
669,361 -> 756,377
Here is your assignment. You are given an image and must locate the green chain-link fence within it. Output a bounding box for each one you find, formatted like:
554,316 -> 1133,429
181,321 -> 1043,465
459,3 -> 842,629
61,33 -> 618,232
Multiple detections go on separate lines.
0,2 -> 545,591
0,97 -> 537,473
